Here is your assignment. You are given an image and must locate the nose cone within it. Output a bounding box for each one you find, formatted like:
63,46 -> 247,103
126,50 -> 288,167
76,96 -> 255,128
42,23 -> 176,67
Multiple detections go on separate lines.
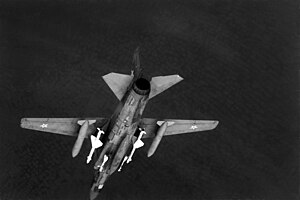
89,182 -> 102,200
89,189 -> 99,200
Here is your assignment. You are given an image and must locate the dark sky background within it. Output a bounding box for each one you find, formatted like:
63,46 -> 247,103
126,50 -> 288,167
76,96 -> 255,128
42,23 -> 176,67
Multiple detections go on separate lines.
0,0 -> 299,200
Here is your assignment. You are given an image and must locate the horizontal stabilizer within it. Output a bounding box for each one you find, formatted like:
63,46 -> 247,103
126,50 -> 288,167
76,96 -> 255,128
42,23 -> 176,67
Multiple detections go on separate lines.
149,75 -> 183,99
102,73 -> 133,100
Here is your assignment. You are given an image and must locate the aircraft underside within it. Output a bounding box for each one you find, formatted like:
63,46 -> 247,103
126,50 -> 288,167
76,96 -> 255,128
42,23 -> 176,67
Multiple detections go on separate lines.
20,48 -> 219,200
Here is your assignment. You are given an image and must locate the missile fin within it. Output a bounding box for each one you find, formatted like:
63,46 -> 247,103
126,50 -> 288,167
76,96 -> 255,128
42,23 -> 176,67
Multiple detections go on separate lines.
91,135 -> 103,149
134,140 -> 144,148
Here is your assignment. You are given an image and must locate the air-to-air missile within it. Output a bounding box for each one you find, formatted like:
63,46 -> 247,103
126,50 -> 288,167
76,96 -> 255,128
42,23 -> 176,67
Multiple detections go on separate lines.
147,121 -> 168,157
87,128 -> 104,164
127,130 -> 146,163
72,120 -> 89,157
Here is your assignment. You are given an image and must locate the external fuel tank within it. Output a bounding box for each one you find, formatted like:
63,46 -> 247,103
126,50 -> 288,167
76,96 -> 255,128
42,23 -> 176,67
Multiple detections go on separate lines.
147,122 -> 167,157
72,120 -> 89,157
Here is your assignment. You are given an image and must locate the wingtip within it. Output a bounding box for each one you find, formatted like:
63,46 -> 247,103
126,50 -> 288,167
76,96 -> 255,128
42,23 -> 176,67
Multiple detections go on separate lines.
20,118 -> 26,128
213,120 -> 219,129
177,75 -> 184,81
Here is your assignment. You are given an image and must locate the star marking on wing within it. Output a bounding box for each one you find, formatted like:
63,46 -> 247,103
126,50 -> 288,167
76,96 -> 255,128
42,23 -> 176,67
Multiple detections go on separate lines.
40,124 -> 48,128
190,125 -> 198,130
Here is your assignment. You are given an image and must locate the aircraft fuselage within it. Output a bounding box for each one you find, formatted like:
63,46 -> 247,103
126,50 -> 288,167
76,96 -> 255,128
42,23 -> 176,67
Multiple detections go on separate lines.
90,77 -> 150,197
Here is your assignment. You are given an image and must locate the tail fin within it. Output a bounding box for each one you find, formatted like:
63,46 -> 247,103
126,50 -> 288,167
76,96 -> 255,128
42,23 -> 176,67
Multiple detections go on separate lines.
149,75 -> 183,99
132,47 -> 142,77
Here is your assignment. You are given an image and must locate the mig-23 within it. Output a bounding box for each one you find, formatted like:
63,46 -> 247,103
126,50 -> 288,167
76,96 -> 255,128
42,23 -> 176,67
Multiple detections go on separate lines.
20,48 -> 219,200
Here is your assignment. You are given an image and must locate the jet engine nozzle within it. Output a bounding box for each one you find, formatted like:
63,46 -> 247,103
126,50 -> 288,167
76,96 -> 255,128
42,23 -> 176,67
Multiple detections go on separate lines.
133,78 -> 150,95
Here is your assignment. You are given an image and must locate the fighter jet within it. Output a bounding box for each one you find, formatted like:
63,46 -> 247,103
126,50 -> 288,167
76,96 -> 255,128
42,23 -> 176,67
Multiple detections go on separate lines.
20,48 -> 219,200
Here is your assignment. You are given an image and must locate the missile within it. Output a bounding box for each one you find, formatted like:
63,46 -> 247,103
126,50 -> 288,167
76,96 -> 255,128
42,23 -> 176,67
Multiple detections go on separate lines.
127,130 -> 146,163
87,128 -> 104,164
99,154 -> 108,172
147,122 -> 167,157
118,156 -> 128,172
72,120 -> 89,157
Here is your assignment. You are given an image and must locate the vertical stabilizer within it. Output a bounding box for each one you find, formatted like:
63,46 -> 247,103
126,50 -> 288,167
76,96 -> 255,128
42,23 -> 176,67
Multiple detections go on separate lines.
132,47 -> 142,78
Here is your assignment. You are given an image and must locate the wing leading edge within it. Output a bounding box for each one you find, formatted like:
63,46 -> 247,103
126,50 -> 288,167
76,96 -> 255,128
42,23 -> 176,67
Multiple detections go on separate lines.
141,118 -> 219,138
20,118 -> 108,137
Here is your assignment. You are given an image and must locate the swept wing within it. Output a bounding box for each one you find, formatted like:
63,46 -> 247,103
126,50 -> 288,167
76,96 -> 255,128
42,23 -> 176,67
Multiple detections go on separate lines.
20,118 -> 108,137
141,118 -> 219,138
